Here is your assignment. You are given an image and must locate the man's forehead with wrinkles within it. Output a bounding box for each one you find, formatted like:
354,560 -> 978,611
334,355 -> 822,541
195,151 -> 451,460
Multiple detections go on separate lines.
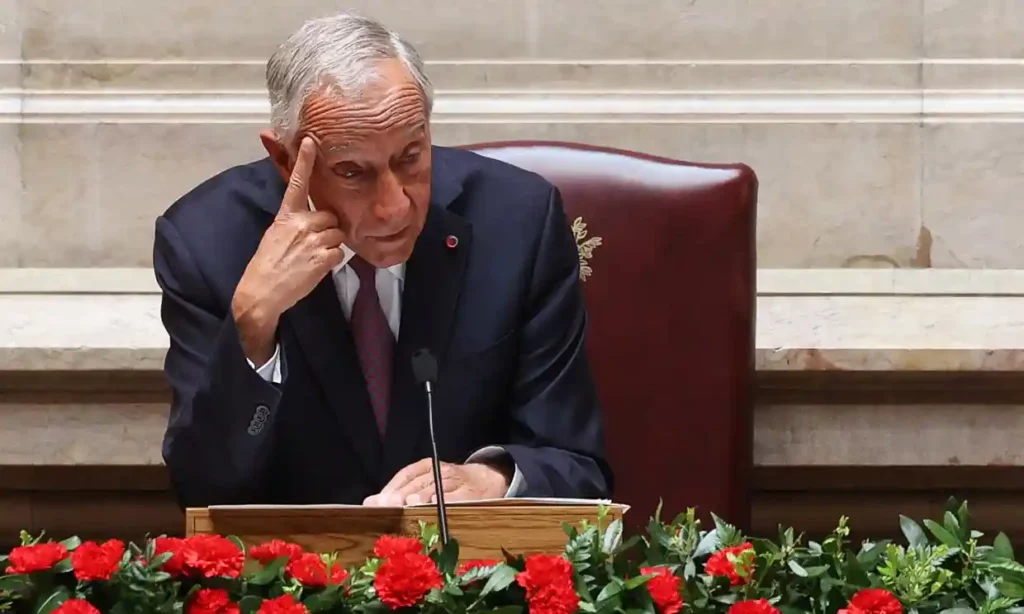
296,60 -> 428,155
319,121 -> 427,155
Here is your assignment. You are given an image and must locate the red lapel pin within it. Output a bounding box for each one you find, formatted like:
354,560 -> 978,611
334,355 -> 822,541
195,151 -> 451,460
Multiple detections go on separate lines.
446,235 -> 458,249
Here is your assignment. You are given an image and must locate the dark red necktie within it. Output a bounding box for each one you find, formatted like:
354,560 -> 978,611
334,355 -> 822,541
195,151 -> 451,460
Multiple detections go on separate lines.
348,256 -> 393,435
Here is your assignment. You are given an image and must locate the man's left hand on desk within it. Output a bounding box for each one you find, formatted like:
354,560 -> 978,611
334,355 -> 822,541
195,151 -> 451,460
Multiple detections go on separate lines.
363,458 -> 511,506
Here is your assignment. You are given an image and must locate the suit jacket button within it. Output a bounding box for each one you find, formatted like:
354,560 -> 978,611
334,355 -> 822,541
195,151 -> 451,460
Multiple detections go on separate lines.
247,404 -> 271,435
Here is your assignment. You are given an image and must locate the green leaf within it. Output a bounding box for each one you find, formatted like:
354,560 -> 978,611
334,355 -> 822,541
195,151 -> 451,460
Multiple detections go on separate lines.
575,572 -> 594,602
578,603 -> 597,613
303,586 -> 343,613
602,519 -> 623,555
683,560 -> 696,579
250,556 -> 289,585
788,560 -> 809,577
239,595 -> 263,614
596,581 -> 622,603
33,586 -> 70,614
148,551 -> 173,570
435,539 -> 460,576
858,541 -> 890,565
647,521 -> 673,550
925,519 -> 961,547
59,537 -> 81,551
939,609 -> 978,614
996,533 -> 1016,561
802,565 -> 830,577
712,513 -> 742,546
0,574 -> 30,592
481,607 -> 524,614
695,530 -> 720,557
480,564 -> 517,597
998,581 -> 1024,599
52,558 -> 73,574
944,511 -> 962,537
957,501 -> 972,534
900,516 -> 928,548
227,535 -> 246,554
845,558 -> 872,588
624,574 -> 653,590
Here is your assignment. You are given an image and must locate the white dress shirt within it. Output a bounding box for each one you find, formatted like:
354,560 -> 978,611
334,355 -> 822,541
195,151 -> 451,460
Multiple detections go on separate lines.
247,242 -> 524,498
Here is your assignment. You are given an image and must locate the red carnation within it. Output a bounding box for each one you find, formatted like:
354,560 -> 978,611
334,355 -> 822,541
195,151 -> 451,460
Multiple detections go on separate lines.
728,599 -> 781,614
843,589 -> 903,614
516,554 -> 579,614
706,542 -> 756,586
53,600 -> 101,614
6,542 -> 68,574
187,588 -> 241,614
641,566 -> 683,614
374,552 -> 444,608
257,594 -> 308,614
286,552 -> 349,587
154,537 -> 189,577
71,539 -> 125,581
373,535 -> 423,559
181,535 -> 244,579
249,540 -> 304,565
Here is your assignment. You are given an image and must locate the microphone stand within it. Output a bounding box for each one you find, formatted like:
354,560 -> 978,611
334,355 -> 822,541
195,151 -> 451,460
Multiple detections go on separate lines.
423,380 -> 450,545
412,348 -> 450,546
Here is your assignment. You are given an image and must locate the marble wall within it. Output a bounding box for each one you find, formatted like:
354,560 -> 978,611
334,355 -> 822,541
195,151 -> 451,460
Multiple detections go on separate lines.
1,0 -> 1022,268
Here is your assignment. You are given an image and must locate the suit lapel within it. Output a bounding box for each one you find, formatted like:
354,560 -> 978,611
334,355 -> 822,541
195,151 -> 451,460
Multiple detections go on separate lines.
382,153 -> 470,476
286,277 -> 383,482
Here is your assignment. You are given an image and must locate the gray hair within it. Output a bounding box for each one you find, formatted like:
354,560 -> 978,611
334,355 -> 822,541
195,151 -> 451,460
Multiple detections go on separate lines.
266,12 -> 433,144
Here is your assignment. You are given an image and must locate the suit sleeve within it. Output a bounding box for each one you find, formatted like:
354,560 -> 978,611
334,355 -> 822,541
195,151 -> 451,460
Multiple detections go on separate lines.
501,187 -> 614,499
154,215 -> 284,508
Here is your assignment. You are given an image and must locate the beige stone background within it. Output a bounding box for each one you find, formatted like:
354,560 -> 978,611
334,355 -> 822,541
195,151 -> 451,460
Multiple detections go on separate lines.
3,0 -> 1024,541
1,0 -> 1022,269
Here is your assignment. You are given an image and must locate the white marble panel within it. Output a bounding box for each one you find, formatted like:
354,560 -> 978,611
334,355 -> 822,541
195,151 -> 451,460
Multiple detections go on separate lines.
756,404 -> 1024,466
0,0 -> 21,88
924,0 -> 1024,58
0,125 -> 22,267
19,61 -> 922,93
0,403 -> 165,464
20,0 -> 529,61
922,123 -> 1024,268
20,0 -> 920,61
4,401 -> 1024,467
7,293 -> 1024,372
18,123 -> 264,267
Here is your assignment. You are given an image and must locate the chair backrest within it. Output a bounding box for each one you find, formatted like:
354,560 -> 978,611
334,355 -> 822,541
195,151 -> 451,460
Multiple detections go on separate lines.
465,141 -> 758,529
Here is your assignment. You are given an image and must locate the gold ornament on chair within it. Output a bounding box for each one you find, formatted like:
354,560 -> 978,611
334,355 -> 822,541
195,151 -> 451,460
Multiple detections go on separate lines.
571,217 -> 602,281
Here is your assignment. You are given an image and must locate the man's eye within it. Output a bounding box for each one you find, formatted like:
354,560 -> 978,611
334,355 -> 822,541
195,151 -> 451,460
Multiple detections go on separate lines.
334,166 -> 362,179
400,151 -> 420,164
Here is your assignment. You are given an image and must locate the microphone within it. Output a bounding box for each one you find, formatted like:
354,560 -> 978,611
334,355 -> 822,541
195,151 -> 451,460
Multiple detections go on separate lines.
411,348 -> 449,545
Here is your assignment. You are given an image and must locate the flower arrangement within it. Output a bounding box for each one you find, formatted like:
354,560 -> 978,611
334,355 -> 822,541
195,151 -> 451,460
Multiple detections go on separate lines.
0,498 -> 1022,614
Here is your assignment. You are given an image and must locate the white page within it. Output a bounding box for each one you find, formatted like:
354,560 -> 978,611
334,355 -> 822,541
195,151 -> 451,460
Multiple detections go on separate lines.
210,498 -> 624,511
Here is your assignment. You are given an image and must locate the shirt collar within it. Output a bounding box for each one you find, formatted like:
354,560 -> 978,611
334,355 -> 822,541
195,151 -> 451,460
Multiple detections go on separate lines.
308,197 -> 406,280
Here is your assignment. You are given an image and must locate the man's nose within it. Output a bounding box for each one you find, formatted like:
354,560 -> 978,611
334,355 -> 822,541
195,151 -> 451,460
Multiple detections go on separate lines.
375,171 -> 410,220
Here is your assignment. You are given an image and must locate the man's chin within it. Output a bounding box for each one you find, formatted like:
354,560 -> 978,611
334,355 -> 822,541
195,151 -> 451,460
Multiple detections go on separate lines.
362,240 -> 416,268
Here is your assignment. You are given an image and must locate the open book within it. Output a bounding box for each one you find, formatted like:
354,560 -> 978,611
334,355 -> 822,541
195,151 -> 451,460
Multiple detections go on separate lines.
209,497 -> 622,511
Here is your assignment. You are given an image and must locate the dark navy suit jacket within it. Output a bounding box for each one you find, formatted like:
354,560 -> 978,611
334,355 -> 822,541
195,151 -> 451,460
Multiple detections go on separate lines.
153,145 -> 613,508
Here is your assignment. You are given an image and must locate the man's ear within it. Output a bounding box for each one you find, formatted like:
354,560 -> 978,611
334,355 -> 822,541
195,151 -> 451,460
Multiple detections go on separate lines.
259,129 -> 293,182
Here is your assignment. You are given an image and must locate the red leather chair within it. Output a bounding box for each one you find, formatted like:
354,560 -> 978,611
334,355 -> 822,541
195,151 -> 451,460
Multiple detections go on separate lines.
465,141 -> 758,529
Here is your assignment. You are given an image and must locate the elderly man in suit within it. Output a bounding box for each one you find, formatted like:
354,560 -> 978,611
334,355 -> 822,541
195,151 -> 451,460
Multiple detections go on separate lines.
153,12 -> 612,508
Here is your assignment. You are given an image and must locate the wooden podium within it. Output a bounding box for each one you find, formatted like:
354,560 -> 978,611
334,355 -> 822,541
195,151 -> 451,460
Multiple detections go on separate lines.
186,499 -> 628,567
